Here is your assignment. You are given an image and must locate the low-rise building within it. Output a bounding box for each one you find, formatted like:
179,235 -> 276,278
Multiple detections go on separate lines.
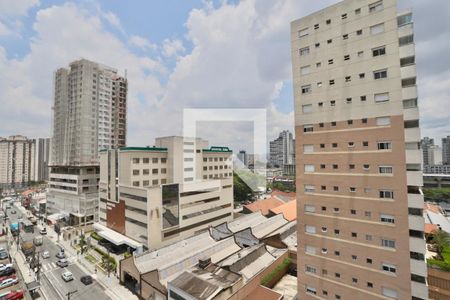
97,136 -> 234,251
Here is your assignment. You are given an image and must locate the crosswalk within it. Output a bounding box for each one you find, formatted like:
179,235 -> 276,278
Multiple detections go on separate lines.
40,256 -> 77,273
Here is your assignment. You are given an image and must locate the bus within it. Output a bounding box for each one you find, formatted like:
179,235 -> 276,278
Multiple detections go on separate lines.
21,220 -> 34,233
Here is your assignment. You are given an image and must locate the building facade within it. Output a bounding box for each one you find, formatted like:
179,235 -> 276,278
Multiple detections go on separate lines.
98,136 -> 234,250
48,59 -> 127,224
237,150 -> 248,167
0,135 -> 36,189
291,1 -> 427,299
442,136 -> 450,165
34,138 -> 50,182
421,137 -> 434,167
269,130 -> 295,168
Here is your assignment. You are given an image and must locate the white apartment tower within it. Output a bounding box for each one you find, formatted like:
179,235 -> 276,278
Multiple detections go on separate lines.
48,59 -> 127,225
35,138 -> 50,182
269,130 -> 295,167
291,1 -> 427,299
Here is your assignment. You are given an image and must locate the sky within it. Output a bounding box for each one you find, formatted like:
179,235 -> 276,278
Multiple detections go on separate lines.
0,0 -> 449,153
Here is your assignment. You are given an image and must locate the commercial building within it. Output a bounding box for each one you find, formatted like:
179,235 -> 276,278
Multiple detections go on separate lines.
34,138 -> 50,182
291,0 -> 427,299
0,135 -> 36,189
47,59 -> 127,225
98,136 -> 234,250
269,130 -> 295,168
421,137 -> 442,167
423,164 -> 450,175
442,136 -> 450,165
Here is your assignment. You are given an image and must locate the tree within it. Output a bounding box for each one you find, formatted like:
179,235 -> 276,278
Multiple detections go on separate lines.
233,173 -> 253,202
431,229 -> 449,259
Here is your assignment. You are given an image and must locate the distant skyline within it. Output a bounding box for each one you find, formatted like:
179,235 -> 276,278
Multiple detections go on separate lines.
0,0 -> 449,152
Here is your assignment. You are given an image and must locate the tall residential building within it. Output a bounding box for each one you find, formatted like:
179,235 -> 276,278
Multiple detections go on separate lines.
237,150 -> 248,167
291,1 -> 427,299
420,137 -> 434,166
97,136 -> 233,250
47,59 -> 127,225
269,130 -> 294,167
0,135 -> 36,189
34,138 -> 50,182
443,136 -> 450,165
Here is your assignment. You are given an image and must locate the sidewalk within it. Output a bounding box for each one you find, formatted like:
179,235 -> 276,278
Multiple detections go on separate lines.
37,223 -> 137,300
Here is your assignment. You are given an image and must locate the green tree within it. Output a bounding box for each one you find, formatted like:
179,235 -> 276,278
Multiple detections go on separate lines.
233,173 -> 253,202
431,229 -> 450,259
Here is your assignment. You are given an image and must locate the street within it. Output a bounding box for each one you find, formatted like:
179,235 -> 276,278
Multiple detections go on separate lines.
6,202 -> 110,300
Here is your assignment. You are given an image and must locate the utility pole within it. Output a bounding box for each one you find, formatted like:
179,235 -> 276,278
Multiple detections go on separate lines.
66,290 -> 77,300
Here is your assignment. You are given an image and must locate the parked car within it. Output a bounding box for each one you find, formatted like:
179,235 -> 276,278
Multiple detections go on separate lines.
0,250 -> 8,260
41,251 -> 50,259
56,259 -> 69,268
0,264 -> 12,272
80,275 -> 93,285
0,268 -> 15,277
61,271 -> 73,282
55,249 -> 65,259
0,277 -> 18,288
39,228 -> 47,235
0,275 -> 16,283
5,290 -> 24,300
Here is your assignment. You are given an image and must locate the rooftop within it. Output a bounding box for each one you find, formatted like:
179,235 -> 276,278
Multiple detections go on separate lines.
269,200 -> 297,221
119,146 -> 168,152
243,197 -> 284,216
203,146 -> 232,153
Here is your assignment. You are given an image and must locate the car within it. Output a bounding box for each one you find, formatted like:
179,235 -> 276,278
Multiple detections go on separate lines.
5,290 -> 24,300
61,271 -> 73,282
80,275 -> 93,285
41,251 -> 50,259
0,251 -> 8,260
0,264 -> 12,272
0,275 -> 16,283
39,228 -> 47,235
56,259 -> 69,268
0,277 -> 18,287
0,267 -> 15,277
55,251 -> 65,259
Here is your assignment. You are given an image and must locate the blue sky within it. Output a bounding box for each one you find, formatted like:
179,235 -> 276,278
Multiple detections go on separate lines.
0,0 -> 449,152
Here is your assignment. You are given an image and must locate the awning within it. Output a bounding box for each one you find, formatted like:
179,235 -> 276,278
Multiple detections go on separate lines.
93,223 -> 144,250
47,212 -> 68,224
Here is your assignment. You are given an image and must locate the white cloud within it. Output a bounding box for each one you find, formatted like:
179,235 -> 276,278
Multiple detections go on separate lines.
0,0 -> 40,18
162,39 -> 185,57
129,35 -> 156,51
102,11 -> 122,31
0,21 -> 11,36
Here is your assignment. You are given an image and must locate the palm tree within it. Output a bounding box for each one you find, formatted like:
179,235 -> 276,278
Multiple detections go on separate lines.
431,229 -> 449,259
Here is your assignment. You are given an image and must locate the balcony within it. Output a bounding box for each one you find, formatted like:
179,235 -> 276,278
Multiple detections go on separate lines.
398,22 -> 414,37
403,107 -> 419,121
408,193 -> 424,209
409,236 -> 426,254
411,281 -> 429,300
401,64 -> 417,79
404,128 -> 421,143
407,171 -> 423,186
409,215 -> 425,232
405,149 -> 422,165
402,85 -> 418,100
410,259 -> 427,277
400,43 -> 415,58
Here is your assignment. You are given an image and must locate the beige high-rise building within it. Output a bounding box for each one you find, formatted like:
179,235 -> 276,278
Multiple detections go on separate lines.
291,0 -> 427,299
0,135 -> 36,189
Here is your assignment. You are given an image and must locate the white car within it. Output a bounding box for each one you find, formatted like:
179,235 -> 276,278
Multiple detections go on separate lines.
61,271 -> 73,282
0,277 -> 18,287
0,264 -> 12,272
42,251 -> 50,259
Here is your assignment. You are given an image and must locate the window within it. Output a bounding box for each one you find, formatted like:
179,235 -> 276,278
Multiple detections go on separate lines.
306,225 -> 316,234
363,141 -> 369,147
305,205 -> 315,213
346,97 -> 352,104
330,100 -> 336,106
364,187 -> 371,193
381,214 -> 395,223
401,56 -> 415,66
345,76 -> 351,82
132,181 -> 139,187
365,211 -> 372,217
331,121 -> 336,126
301,85 -> 311,94
348,142 -> 355,148
299,47 -> 310,56
323,291 -> 328,296
315,43 -> 320,48
369,1 -> 383,13
359,73 -> 365,79
332,164 -> 338,169
343,34 -> 348,40
306,245 -> 316,254
402,77 -> 416,87
350,187 -> 356,193
362,118 -> 368,123
316,62 -> 322,68
152,179 -> 158,185
321,206 -> 326,211
332,143 -> 338,148
329,79 -> 335,85
378,141 -> 392,150
143,158 -> 149,164
411,274 -> 426,284
333,186 -> 339,191
333,208 -> 340,213
319,123 -> 324,128
300,65 -> 311,75
381,239 -> 396,248
367,282 -> 373,288
371,23 -> 385,35
304,125 -> 313,132
404,119 -> 419,128
302,104 -> 313,113
367,258 -> 373,264
305,265 -> 316,274
321,248 -> 328,254
382,263 -> 396,273
320,144 -> 325,149
357,50 -> 364,57
298,28 -> 309,37
409,208 -> 423,216
379,190 -> 394,199
356,29 -> 363,36
399,35 -> 414,46
321,185 -> 326,191
161,158 -> 167,163
363,164 -> 370,170
143,169 -> 150,175
304,185 -> 315,193
303,144 -> 314,153
355,8 -> 361,15
152,157 -> 158,163
372,46 -> 386,57
161,168 -> 167,174
326,19 -> 331,25
351,209 -> 356,215
398,13 -> 412,27
379,166 -> 393,174
360,95 -> 367,101
341,13 -> 347,19
320,164 -> 325,169
351,232 -> 357,238
306,286 -> 317,295
344,54 -> 350,60
373,69 -> 387,79
143,180 -> 149,186
375,92 -> 389,103
304,164 -> 315,172
335,272 -> 340,278
382,288 -> 398,299
327,39 -> 332,44
376,116 -> 391,125
314,24 -> 319,29
366,234 -> 373,241
132,158 -> 140,164
133,169 -> 139,175
152,168 -> 158,174
317,82 -> 322,87
410,230 -> 424,239
328,59 -> 334,65
318,102 -> 323,107
410,251 -> 425,261
352,277 -> 358,283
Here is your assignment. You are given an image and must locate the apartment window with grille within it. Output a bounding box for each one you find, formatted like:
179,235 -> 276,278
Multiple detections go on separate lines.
363,141 -> 369,147
344,55 -> 350,61
379,190 -> 394,199
378,141 -> 392,150
326,19 -> 331,24
327,39 -> 332,44
401,56 -> 415,66
329,79 -> 335,85
298,28 -> 309,38
382,263 -> 396,273
381,239 -> 396,248
355,8 -> 361,14
360,95 -> 367,101
380,214 -> 395,223
359,73 -> 365,79
343,34 -> 348,40
331,121 -> 336,126
372,46 -> 386,57
369,1 -> 383,13
315,43 -> 320,48
333,186 -> 339,191
402,77 -> 416,87
356,29 -> 363,35
347,120 -> 353,125
301,85 -> 311,94
321,185 -> 326,191
399,35 -> 414,46
379,166 -> 393,174
299,47 -> 310,56
314,24 -> 319,29
345,76 -> 351,82
304,124 -> 313,132
346,97 -> 352,104
374,69 -> 387,79
305,205 -> 315,213
330,100 -> 336,106
306,265 -> 316,274
328,59 -> 334,65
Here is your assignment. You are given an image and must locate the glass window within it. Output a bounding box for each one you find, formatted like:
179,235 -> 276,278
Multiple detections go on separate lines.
303,144 -> 314,153
379,166 -> 393,174
372,46 -> 386,57
369,1 -> 383,13
301,65 -> 311,75
379,190 -> 394,199
373,69 -> 387,79
306,225 -> 316,234
298,28 -> 309,37
400,56 -> 415,66
402,77 -> 416,87
299,47 -> 310,56
375,92 -> 389,103
302,104 -> 313,113
304,185 -> 315,193
304,125 -> 313,132
380,214 -> 395,223
382,263 -> 396,273
304,164 -> 315,172
370,23 -> 385,35
399,35 -> 414,46
397,13 -> 412,27
376,116 -> 391,126
162,184 -> 180,229
301,85 -> 311,94
381,239 -> 396,248
305,205 -> 315,213
377,141 -> 392,150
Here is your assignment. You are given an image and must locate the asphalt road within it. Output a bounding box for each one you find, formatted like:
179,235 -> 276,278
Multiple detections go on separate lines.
4,203 -> 110,300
